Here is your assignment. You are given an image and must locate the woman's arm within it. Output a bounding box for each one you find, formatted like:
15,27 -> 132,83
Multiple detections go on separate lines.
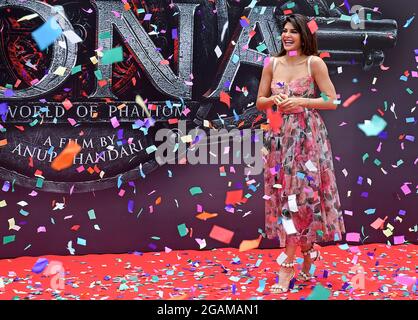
301,56 -> 338,110
256,58 -> 276,111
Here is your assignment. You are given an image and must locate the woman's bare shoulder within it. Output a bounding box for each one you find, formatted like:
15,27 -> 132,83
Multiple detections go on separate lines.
310,55 -> 328,74
310,55 -> 326,66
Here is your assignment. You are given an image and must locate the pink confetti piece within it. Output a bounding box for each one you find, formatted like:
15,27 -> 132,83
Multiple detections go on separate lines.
67,118 -> 77,126
394,276 -> 415,286
307,19 -> 318,34
37,226 -> 46,233
346,232 -> 360,242
110,116 -> 120,128
111,10 -> 121,18
400,183 -> 411,195
393,235 -> 405,245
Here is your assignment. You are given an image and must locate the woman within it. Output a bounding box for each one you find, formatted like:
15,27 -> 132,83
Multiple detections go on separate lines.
256,13 -> 346,294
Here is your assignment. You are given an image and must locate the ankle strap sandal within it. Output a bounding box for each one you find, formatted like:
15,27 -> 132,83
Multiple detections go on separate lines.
279,261 -> 295,268
297,270 -> 312,282
302,246 -> 321,261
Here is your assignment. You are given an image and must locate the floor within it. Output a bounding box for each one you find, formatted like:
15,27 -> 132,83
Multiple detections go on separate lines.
0,243 -> 416,300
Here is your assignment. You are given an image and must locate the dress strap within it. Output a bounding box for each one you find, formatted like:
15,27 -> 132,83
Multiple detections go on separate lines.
307,55 -> 313,77
272,56 -> 278,73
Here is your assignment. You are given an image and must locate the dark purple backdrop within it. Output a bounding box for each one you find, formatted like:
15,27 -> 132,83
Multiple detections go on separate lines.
0,0 -> 417,258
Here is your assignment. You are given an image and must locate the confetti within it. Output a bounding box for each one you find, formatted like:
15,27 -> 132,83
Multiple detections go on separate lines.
51,140 -> 81,171
32,17 -> 63,50
357,115 -> 387,136
101,47 -> 123,65
209,225 -> 234,244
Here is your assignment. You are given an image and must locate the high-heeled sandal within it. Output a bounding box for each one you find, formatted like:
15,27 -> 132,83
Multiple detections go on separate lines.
271,261 -> 295,293
296,245 -> 322,282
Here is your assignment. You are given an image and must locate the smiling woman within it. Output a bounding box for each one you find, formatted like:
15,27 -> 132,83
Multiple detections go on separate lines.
256,13 -> 346,295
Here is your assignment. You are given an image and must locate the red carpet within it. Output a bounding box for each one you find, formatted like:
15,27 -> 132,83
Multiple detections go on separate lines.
0,243 -> 416,300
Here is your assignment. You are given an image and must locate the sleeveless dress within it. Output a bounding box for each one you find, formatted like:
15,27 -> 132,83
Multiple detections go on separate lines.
264,55 -> 346,248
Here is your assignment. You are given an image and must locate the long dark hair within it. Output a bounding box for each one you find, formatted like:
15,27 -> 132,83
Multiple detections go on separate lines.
276,14 -> 318,57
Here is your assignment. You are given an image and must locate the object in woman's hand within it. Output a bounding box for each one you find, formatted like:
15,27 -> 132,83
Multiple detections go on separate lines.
266,107 -> 282,134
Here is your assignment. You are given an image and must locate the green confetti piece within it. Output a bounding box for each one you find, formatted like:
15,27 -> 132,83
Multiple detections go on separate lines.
151,236 -> 160,240
3,235 -> 15,245
406,88 -> 413,94
366,13 -> 372,21
314,4 -> 319,15
88,209 -> 96,220
36,177 -> 44,188
340,14 -> 352,21
29,119 -> 39,127
320,92 -> 329,101
362,153 -> 369,163
5,83 -> 13,89
71,65 -> 82,74
316,230 -> 324,237
374,158 -> 381,166
358,115 -> 387,136
306,284 -> 331,300
98,31 -> 112,40
137,8 -> 145,14
145,145 -> 157,154
384,101 -> 388,111
94,70 -> 103,80
177,223 -> 188,237
151,275 -> 159,282
102,47 -> 123,65
256,43 -> 267,53
189,186 -> 203,195
287,1 -> 295,8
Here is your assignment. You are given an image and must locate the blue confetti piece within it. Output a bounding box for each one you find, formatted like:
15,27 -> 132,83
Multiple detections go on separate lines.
32,258 -> 49,274
403,15 -> 415,28
365,208 -> 376,215
77,237 -> 87,246
233,109 -> 239,122
128,200 -> 134,213
32,17 -> 63,50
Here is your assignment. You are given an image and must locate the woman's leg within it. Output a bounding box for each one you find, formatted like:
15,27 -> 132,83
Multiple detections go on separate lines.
300,242 -> 313,274
298,241 -> 321,281
271,243 -> 297,293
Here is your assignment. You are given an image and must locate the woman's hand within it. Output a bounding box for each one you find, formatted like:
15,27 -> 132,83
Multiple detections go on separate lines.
279,97 -> 305,112
272,93 -> 288,109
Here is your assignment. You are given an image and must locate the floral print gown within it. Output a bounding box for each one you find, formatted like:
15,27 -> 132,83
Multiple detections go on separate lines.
264,56 -> 346,248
